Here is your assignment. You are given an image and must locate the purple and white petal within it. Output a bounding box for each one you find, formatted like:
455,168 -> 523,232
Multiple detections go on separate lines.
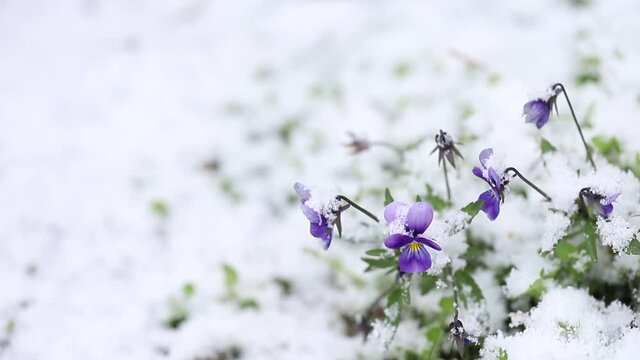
417,237 -> 442,251
384,233 -> 413,249
398,242 -> 432,273
472,166 -> 486,181
488,167 -> 502,192
294,182 -> 312,202
479,148 -> 493,168
523,99 -> 551,129
301,204 -> 321,224
599,204 -> 614,218
384,201 -> 408,224
406,201 -> 434,235
479,190 -> 501,221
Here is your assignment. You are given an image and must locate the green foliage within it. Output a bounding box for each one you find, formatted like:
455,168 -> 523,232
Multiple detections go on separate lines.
384,188 -> 394,206
163,282 -> 197,329
462,199 -> 484,219
497,348 -> 509,360
220,264 -> 260,310
151,200 -> 169,219
393,61 -> 413,78
583,221 -> 598,262
592,135 -> 622,164
575,54 -> 601,86
425,184 -> 448,211
455,270 -> 484,305
540,138 -> 557,154
418,274 -> 438,295
525,278 -> 547,300
554,240 -> 578,261
625,238 -> 640,255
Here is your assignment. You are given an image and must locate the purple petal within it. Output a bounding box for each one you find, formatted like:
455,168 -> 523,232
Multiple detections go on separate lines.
479,148 -> 493,167
472,166 -> 485,181
384,201 -> 407,224
406,202 -> 434,234
604,192 -> 621,205
417,237 -> 442,251
301,204 -> 321,224
599,204 -> 614,218
294,182 -> 311,202
488,167 -> 502,192
523,99 -> 551,129
398,242 -> 432,273
384,233 -> 413,249
310,222 -> 332,249
479,190 -> 500,221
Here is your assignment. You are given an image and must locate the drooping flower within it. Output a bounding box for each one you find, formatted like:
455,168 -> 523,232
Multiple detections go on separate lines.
344,132 -> 371,154
447,310 -> 474,357
580,188 -> 620,218
383,201 -> 442,273
472,148 -> 505,221
522,87 -> 559,129
430,129 -> 464,168
294,182 -> 346,249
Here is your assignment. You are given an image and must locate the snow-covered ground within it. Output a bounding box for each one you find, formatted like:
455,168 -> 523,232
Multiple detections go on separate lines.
2,0 -> 640,359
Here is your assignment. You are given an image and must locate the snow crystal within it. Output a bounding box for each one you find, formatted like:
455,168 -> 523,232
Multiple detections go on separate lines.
540,211 -> 570,252
387,206 -> 409,236
482,287 -> 637,360
596,215 -> 635,254
370,304 -> 400,351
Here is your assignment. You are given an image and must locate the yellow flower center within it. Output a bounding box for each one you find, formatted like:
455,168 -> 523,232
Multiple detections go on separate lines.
408,241 -> 421,252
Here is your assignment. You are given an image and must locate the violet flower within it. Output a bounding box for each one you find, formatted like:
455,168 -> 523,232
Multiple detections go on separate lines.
472,148 -> 504,221
294,182 -> 345,250
523,87 -> 559,129
581,188 -> 620,218
447,310 -> 473,357
383,201 -> 442,273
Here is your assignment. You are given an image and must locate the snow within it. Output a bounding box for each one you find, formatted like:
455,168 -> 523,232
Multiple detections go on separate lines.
1,0 -> 640,359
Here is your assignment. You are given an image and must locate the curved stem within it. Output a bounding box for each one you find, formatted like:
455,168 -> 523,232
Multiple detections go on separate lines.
552,83 -> 597,170
335,195 -> 380,223
504,167 -> 552,201
370,141 -> 405,160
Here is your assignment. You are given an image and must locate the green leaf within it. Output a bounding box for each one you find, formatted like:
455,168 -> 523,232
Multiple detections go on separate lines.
498,348 -> 509,360
461,200 -> 484,218
238,298 -> 259,309
425,184 -> 448,211
365,249 -> 388,256
625,237 -> 640,255
426,326 -> 442,343
525,278 -> 547,300
583,221 -> 598,262
438,296 -> 454,317
540,138 -> 557,154
384,188 -> 394,206
418,274 -> 438,295
361,256 -> 397,270
387,284 -> 410,308
182,283 -> 195,298
151,200 -> 169,218
454,270 -> 484,303
592,135 -> 622,163
554,240 -> 577,261
416,195 -> 422,202
222,263 -> 239,289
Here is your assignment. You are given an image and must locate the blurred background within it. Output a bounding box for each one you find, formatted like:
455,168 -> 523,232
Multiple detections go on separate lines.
1,0 -> 640,359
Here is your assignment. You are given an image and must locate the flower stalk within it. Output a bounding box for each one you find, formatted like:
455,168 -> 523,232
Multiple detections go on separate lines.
504,167 -> 552,201
335,195 -> 380,223
552,83 -> 597,170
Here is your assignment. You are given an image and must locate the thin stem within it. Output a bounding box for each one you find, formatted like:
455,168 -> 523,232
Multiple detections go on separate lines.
443,160 -> 452,202
552,83 -> 597,170
504,167 -> 552,201
370,140 -> 405,160
335,195 -> 380,223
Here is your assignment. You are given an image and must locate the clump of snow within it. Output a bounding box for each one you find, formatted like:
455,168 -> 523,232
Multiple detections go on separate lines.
304,188 -> 342,223
370,304 -> 400,351
441,210 -> 471,236
543,154 -> 581,212
596,216 -> 635,254
482,287 -> 637,360
540,211 -> 571,252
459,302 -> 490,338
526,86 -> 558,102
387,206 -> 409,235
